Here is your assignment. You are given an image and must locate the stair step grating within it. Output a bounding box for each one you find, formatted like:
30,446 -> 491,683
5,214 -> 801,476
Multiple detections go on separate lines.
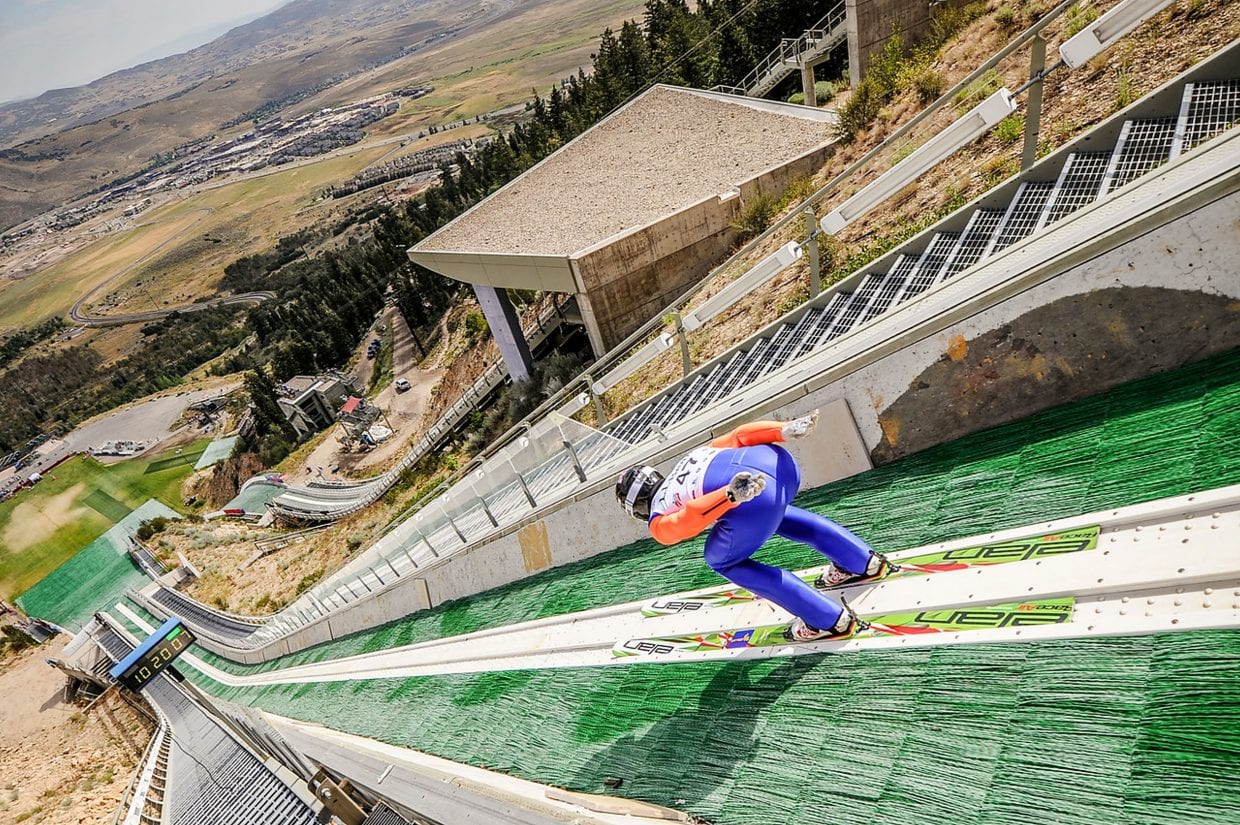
986,181 -> 1056,255
767,308 -> 822,370
1174,80 -> 1240,156
939,210 -> 1005,280
823,275 -> 885,342
895,233 -> 960,303
1102,118 -> 1177,193
1039,152 -> 1111,228
860,257 -> 918,324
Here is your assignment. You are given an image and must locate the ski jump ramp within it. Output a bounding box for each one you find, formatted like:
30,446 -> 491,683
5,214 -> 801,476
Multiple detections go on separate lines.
112,484 -> 1240,686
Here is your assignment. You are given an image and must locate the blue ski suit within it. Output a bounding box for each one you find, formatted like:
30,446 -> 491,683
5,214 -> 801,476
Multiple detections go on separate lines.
647,421 -> 875,630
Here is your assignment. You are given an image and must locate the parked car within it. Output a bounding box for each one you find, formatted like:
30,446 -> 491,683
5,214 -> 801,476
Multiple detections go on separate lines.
394,378 -> 411,392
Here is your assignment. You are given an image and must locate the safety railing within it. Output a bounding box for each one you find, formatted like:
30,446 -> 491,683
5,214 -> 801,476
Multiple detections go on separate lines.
730,2 -> 848,97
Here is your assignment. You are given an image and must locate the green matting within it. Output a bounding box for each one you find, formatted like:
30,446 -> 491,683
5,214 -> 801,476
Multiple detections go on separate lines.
81,488 -> 133,522
18,499 -> 177,631
143,450 -> 206,474
86,349 -> 1240,821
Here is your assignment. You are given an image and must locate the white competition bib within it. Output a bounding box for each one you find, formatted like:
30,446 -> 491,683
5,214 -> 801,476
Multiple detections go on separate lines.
651,446 -> 721,517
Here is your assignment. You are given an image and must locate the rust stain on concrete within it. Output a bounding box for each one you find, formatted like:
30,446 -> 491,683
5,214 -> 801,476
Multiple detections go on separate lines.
518,522 -> 552,573
879,416 -> 901,447
946,335 -> 968,362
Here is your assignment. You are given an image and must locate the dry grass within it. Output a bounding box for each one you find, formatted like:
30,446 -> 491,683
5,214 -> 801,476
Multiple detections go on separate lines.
168,504 -> 421,614
0,641 -> 153,825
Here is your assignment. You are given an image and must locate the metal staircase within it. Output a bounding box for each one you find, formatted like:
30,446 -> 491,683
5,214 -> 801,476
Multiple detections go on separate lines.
714,2 -> 848,99
95,623 -> 319,825
280,72 -> 1240,586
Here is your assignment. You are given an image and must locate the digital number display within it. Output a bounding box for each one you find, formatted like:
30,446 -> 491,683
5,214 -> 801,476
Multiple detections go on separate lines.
117,623 -> 196,691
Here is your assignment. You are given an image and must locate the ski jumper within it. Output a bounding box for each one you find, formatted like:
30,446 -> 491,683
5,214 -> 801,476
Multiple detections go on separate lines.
648,421 -> 875,630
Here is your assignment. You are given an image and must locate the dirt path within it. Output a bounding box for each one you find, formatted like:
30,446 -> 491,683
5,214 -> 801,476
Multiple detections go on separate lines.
349,306 -> 442,472
293,307 -> 442,481
0,638 -> 153,824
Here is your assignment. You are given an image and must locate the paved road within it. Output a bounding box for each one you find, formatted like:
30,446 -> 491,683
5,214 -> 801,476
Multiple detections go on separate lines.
62,385 -> 238,455
68,291 -> 275,327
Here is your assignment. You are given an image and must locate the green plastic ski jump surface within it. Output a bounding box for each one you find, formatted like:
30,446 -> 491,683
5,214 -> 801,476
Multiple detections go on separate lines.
58,349 -> 1240,822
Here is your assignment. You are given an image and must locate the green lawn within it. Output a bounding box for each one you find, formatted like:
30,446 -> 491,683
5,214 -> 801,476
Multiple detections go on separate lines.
0,438 -> 208,599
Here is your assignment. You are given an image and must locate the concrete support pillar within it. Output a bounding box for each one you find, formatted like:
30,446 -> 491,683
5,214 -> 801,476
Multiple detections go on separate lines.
572,288 -> 609,359
473,285 -> 534,384
801,64 -> 817,107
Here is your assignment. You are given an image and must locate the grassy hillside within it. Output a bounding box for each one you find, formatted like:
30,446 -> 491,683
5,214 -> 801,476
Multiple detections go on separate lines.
0,439 -> 206,599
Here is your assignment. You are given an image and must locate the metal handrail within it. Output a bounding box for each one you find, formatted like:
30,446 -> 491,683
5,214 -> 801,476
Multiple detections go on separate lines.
737,2 -> 847,95
346,0 -> 1085,524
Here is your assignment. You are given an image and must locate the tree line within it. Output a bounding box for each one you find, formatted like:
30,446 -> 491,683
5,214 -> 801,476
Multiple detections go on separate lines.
0,308 -> 246,453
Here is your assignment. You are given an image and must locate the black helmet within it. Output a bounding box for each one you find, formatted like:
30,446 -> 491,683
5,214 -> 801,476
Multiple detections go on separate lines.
616,465 -> 664,521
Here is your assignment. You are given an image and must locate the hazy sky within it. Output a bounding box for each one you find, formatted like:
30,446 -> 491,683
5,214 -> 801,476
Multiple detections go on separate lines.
0,0 -> 290,104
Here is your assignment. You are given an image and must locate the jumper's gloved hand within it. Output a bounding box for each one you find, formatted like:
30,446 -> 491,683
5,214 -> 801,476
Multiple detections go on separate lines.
781,409 -> 820,440
726,471 -> 766,504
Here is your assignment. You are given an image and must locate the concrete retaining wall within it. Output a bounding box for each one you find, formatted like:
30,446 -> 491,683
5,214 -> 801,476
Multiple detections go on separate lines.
573,144 -> 834,352
846,0 -> 932,85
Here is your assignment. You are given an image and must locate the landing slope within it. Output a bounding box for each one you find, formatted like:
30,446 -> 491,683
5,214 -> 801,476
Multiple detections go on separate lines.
106,348 -> 1240,824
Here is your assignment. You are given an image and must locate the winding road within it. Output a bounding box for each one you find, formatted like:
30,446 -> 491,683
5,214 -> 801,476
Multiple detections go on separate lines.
68,289 -> 275,326
64,204 -> 276,327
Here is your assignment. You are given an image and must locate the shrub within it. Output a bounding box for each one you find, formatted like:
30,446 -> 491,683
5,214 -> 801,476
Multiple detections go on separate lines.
732,192 -> 778,242
929,2 -> 987,46
980,156 -> 1019,187
777,175 -> 817,211
867,33 -> 907,100
464,309 -> 488,339
1064,3 -> 1100,37
787,92 -> 806,105
994,114 -> 1025,145
136,517 -> 170,541
995,5 -> 1017,28
295,569 -> 323,595
814,81 -> 837,103
909,67 -> 944,103
1115,68 -> 1137,108
835,78 -> 884,142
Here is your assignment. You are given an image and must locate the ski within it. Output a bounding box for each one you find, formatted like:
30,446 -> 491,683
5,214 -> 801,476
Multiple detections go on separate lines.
613,597 -> 1075,658
639,526 -> 1099,617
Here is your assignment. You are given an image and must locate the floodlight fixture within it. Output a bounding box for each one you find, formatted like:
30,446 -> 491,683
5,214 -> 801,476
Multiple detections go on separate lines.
1059,0 -> 1176,69
820,89 -> 1017,236
591,333 -> 676,395
681,241 -> 804,332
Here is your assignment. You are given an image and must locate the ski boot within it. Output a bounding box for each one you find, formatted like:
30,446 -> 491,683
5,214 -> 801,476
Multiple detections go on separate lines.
783,601 -> 866,642
814,552 -> 898,590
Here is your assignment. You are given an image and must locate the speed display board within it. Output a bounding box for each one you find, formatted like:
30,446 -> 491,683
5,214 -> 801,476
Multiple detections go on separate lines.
109,617 -> 196,691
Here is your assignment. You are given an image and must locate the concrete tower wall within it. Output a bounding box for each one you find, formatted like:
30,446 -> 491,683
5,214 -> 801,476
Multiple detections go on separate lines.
573,144 -> 834,353
846,0 -> 934,85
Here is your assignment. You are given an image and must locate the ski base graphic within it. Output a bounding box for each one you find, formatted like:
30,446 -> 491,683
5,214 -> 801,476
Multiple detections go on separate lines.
614,597 -> 1075,658
640,527 -> 1099,618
